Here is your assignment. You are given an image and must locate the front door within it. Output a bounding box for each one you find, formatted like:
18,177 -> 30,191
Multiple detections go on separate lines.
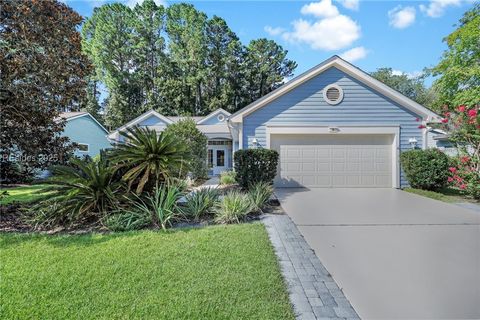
208,146 -> 228,175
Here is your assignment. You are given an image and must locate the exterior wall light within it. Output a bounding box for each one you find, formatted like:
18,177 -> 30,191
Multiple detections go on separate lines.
252,138 -> 259,148
409,137 -> 418,149
328,127 -> 340,133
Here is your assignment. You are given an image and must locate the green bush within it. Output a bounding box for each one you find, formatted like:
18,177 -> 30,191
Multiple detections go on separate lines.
181,187 -> 219,220
234,149 -> 279,189
220,171 -> 236,185
248,182 -> 274,212
164,119 -> 208,180
400,149 -> 451,190
104,211 -> 151,232
214,191 -> 253,224
130,182 -> 184,230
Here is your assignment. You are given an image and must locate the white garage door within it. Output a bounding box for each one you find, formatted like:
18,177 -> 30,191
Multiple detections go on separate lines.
272,134 -> 393,188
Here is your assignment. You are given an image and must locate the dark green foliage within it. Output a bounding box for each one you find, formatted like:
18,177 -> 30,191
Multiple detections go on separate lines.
1,0 -> 90,177
31,154 -> 122,227
104,211 -> 151,232
163,119 -> 208,179
109,126 -> 188,194
234,149 -> 279,189
400,149 -> 451,190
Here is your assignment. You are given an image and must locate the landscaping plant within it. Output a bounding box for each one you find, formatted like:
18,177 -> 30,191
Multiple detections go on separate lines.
400,149 -> 451,190
32,154 -> 122,226
438,104 -> 480,199
130,181 -> 184,230
109,126 -> 188,194
248,181 -> 274,213
104,211 -> 151,232
214,191 -> 253,224
220,171 -> 236,185
234,149 -> 279,189
164,119 -> 208,179
181,187 -> 219,220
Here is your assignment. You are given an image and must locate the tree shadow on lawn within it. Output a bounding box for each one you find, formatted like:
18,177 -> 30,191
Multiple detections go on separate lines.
0,227 -> 202,249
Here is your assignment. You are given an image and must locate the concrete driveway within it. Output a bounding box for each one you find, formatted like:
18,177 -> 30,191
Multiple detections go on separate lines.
275,188 -> 480,319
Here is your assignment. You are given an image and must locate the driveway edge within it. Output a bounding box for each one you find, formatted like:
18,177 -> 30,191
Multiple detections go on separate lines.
262,214 -> 360,320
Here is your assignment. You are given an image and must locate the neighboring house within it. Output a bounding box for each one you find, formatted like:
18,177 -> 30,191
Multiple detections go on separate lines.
426,128 -> 458,156
228,56 -> 440,188
58,112 -> 111,158
108,108 -> 233,176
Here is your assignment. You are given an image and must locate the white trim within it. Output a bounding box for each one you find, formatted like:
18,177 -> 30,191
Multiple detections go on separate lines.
196,108 -> 231,125
230,56 -> 440,123
63,113 -> 109,134
323,84 -> 344,105
265,125 -> 400,188
238,126 -> 243,150
108,110 -> 173,140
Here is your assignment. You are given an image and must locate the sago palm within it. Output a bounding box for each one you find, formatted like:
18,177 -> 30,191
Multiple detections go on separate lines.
40,153 -> 122,222
109,126 -> 189,194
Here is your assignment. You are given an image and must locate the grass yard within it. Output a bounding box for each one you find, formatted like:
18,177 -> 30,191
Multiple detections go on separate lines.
0,223 -> 294,320
0,185 -> 50,205
403,187 -> 478,204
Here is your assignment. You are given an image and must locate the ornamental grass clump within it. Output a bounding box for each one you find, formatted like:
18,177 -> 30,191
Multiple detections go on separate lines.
220,171 -> 236,185
214,191 -> 253,224
181,187 -> 219,220
248,182 -> 274,213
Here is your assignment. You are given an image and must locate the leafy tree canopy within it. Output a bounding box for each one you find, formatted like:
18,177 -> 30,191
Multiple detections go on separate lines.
0,0 -> 91,179
430,3 -> 480,107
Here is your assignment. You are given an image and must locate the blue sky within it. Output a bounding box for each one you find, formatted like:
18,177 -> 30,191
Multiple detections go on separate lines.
67,0 -> 474,86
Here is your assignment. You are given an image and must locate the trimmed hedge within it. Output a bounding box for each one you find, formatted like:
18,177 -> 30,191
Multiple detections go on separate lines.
400,149 -> 451,191
234,149 -> 279,189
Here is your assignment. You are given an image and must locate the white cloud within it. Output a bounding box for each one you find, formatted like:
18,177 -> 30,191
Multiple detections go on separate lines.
301,0 -> 339,18
336,0 -> 359,10
388,6 -> 416,29
340,46 -> 368,62
264,26 -> 285,36
281,0 -> 361,51
419,0 -> 461,18
126,0 -> 167,8
392,69 -> 423,79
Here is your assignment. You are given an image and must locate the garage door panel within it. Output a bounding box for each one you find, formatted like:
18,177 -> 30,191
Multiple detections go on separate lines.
273,134 -> 392,188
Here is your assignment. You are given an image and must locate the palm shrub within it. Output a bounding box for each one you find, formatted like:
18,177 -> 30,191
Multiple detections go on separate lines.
130,181 -> 184,230
109,126 -> 188,194
214,191 -> 253,224
31,154 -> 122,226
181,187 -> 219,220
248,182 -> 274,212
220,171 -> 236,185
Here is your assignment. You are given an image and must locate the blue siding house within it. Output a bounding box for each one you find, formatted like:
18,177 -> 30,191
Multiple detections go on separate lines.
59,112 -> 111,158
228,56 -> 440,188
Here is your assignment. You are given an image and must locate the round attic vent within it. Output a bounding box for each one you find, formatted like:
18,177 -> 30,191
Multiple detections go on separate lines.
217,114 -> 225,122
323,84 -> 343,105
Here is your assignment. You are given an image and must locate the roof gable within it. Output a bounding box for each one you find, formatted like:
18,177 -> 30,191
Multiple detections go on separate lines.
230,56 -> 440,123
197,108 -> 231,125
61,112 -> 108,134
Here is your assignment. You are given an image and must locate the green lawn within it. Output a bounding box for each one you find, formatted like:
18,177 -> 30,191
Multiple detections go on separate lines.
403,187 -> 477,203
0,185 -> 51,205
0,224 -> 294,320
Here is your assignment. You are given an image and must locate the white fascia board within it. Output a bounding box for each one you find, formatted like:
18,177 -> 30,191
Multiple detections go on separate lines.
109,110 -> 173,138
196,108 -> 232,125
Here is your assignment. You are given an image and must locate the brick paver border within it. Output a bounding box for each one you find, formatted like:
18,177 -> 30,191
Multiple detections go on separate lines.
262,214 -> 360,320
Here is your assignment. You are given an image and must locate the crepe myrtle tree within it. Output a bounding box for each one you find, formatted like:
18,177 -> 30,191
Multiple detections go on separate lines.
438,104 -> 480,199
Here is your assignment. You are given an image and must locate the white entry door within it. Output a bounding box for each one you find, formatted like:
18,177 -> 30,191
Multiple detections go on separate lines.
208,146 -> 228,175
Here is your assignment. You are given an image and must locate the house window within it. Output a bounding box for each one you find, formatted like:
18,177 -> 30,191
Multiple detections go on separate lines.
208,140 -> 232,146
216,150 -> 225,167
77,143 -> 89,152
208,149 -> 213,168
323,84 -> 344,105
